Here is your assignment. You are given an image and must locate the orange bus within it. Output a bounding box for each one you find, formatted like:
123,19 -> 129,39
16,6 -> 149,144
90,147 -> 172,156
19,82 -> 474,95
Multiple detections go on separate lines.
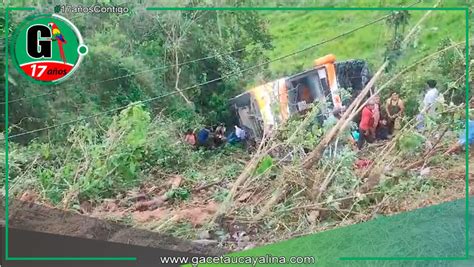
229,54 -> 372,140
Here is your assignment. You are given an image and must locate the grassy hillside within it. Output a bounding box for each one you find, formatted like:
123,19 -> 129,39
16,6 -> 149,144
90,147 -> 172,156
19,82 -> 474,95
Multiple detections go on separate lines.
262,3 -> 466,77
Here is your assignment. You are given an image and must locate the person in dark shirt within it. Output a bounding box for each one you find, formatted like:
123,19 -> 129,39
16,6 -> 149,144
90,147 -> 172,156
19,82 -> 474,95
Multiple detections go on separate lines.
375,107 -> 390,140
196,127 -> 212,148
213,123 -> 226,147
376,119 -> 390,140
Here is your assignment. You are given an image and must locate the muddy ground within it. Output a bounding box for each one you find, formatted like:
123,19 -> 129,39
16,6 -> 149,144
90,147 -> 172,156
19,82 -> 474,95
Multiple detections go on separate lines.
0,198 -> 226,256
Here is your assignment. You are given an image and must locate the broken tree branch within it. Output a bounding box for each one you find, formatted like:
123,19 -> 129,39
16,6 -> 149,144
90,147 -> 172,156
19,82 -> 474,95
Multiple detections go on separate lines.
173,37 -> 192,105
211,128 -> 275,223
301,0 -> 441,171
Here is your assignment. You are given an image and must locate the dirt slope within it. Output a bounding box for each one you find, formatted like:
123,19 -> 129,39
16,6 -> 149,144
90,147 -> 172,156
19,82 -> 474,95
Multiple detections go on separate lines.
0,199 -> 226,256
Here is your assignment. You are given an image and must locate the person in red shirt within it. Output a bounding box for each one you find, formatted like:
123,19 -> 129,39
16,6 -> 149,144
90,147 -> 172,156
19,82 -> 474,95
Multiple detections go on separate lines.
358,99 -> 376,149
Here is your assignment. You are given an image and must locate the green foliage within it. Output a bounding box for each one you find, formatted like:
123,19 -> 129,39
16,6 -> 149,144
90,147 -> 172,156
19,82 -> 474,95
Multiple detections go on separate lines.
0,8 -> 8,87
2,105 -> 144,203
264,3 -> 464,77
322,147 -> 359,201
162,221 -> 196,240
278,104 -> 325,150
144,120 -> 195,172
222,162 -> 243,178
213,188 -> 229,203
4,1 -> 273,142
2,101 -> 248,206
384,11 -> 410,72
72,104 -> 151,200
377,174 -> 440,197
255,155 -> 274,175
436,38 -> 470,105
379,35 -> 470,120
2,1 -> 471,230
166,187 -> 191,201
112,104 -> 151,148
396,130 -> 425,157
37,167 -> 64,204
403,96 -> 420,118
386,10 -> 410,36
384,35 -> 403,72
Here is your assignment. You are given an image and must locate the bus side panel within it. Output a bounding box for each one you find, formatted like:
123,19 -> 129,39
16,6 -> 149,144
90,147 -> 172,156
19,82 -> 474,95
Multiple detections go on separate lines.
267,81 -> 281,124
277,78 -> 289,121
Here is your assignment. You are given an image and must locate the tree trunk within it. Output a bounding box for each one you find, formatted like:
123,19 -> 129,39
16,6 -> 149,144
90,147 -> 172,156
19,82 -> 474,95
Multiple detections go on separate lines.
300,0 -> 441,171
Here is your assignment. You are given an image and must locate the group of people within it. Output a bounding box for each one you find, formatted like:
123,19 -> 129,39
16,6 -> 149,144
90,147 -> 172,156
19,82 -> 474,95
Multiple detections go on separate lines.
182,80 -> 472,155
355,79 -> 474,155
356,91 -> 405,149
183,124 -> 247,149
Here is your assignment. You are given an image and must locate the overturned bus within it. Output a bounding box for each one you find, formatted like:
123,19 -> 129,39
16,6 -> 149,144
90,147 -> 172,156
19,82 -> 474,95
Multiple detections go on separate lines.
229,54 -> 372,140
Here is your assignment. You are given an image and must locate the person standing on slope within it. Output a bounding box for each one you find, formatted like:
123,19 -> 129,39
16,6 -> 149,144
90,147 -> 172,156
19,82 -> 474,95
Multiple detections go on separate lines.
417,80 -> 443,130
358,99 -> 376,149
385,92 -> 404,136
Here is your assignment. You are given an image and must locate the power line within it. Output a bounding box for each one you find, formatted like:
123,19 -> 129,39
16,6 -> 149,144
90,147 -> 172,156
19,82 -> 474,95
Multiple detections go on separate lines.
4,1 -> 420,106
2,47 -> 246,105
2,1 -> 406,106
7,13 -> 391,140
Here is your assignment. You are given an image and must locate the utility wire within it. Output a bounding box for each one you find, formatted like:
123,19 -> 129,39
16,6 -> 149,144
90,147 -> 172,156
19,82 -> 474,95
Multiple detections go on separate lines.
4,1 -> 424,106
2,47 -> 246,105
9,0 -> 428,140
7,13 -> 392,140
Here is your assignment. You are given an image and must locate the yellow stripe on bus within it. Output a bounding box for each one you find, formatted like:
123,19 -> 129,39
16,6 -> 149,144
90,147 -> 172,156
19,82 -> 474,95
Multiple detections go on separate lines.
277,78 -> 289,121
251,82 -> 275,126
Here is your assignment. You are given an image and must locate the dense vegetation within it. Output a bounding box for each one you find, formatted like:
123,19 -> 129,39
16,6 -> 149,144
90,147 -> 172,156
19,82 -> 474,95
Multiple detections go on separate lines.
1,0 -> 274,207
1,0 -> 473,245
2,0 -> 273,141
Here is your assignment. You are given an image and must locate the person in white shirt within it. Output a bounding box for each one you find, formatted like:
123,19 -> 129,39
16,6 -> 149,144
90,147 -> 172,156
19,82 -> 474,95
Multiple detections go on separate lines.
235,125 -> 246,140
417,80 -> 443,131
227,125 -> 246,145
423,80 -> 439,115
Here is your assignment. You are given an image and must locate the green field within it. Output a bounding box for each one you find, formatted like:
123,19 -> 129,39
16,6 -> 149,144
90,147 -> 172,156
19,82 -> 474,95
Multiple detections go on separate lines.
263,4 -> 466,77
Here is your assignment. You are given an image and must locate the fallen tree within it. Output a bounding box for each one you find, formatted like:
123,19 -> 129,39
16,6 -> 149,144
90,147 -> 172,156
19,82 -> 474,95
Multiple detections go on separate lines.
301,0 -> 442,171
252,0 -> 444,221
